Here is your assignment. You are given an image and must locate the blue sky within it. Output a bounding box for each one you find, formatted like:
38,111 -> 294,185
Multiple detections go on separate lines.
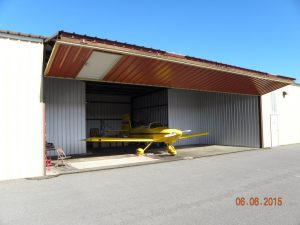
1,0 -> 299,82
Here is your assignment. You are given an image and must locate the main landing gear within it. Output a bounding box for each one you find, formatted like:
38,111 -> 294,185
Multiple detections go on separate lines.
136,142 -> 177,156
136,142 -> 153,156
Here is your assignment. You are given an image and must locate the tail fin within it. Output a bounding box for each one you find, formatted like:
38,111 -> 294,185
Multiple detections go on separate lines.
121,114 -> 132,131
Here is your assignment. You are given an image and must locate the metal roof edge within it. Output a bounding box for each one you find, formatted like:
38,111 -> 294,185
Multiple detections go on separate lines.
44,31 -> 61,43
0,29 -> 46,42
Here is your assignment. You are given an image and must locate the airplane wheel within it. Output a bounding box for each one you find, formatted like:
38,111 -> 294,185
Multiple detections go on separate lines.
136,148 -> 144,156
167,145 -> 177,156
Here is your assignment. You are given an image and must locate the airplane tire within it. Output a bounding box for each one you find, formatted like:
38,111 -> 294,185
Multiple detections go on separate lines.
136,148 -> 144,156
167,145 -> 177,156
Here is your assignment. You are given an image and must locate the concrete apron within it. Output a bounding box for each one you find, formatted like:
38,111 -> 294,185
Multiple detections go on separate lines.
45,145 -> 258,177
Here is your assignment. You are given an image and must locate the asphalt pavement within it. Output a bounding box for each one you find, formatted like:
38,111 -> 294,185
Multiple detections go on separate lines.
1,144 -> 300,225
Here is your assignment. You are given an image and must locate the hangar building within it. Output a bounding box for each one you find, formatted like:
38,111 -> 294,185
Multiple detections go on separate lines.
1,30 -> 299,181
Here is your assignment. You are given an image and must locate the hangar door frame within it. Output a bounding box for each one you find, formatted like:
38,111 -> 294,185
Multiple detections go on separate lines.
44,77 -> 262,155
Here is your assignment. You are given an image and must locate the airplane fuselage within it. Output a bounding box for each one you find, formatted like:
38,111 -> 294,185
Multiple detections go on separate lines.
129,127 -> 182,145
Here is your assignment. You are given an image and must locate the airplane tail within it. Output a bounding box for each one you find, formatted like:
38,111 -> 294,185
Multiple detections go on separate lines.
121,114 -> 132,131
104,114 -> 132,133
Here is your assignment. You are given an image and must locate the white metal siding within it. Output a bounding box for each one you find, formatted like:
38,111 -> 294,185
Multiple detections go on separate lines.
0,37 -> 44,181
262,85 -> 300,147
132,90 -> 168,126
168,89 -> 260,147
44,78 -> 86,155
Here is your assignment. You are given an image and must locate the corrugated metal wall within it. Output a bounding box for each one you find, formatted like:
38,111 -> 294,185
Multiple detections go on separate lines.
132,90 -> 168,126
168,89 -> 260,147
44,78 -> 86,155
86,94 -> 131,138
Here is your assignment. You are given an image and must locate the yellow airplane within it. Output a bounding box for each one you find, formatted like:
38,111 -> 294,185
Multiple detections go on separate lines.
82,115 -> 208,156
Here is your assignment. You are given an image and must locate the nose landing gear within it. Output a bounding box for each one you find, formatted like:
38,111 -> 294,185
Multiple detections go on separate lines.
166,144 -> 177,156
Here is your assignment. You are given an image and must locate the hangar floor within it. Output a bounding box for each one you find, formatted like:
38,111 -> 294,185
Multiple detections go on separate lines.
46,145 -> 259,177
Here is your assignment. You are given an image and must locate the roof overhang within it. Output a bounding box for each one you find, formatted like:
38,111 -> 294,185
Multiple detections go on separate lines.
44,31 -> 295,96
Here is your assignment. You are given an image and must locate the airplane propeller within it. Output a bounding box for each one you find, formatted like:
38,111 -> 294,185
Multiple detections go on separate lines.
164,130 -> 191,138
182,130 -> 191,133
164,132 -> 177,137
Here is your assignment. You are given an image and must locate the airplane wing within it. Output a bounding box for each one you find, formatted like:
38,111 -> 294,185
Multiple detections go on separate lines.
82,137 -> 154,142
179,132 -> 209,139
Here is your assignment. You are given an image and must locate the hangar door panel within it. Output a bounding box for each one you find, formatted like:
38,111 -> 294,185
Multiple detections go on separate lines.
168,89 -> 260,147
44,78 -> 86,155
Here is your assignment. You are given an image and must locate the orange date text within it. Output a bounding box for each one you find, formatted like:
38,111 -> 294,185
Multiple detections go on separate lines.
235,197 -> 283,206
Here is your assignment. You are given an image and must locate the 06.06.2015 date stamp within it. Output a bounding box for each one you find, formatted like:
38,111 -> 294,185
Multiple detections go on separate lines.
235,197 -> 283,206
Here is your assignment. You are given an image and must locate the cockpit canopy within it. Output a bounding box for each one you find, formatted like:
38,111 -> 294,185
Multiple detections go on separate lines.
149,122 -> 164,129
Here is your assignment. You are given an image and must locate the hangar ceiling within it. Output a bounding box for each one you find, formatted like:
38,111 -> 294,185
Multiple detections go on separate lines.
44,31 -> 295,96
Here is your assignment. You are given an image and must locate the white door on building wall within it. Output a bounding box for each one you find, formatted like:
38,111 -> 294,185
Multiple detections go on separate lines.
270,114 -> 279,147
